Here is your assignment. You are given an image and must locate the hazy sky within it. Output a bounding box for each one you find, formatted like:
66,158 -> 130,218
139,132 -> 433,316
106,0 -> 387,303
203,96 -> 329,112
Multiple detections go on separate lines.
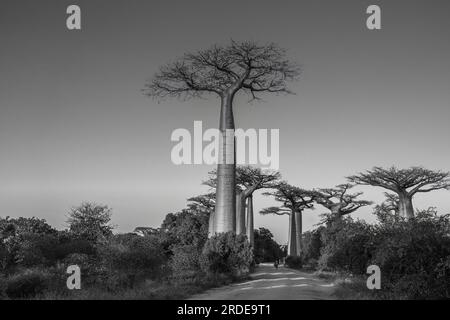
1,0 -> 450,243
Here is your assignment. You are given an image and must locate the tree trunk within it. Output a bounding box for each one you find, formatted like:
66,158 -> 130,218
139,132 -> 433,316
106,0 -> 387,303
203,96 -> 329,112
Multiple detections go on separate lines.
208,211 -> 214,237
288,212 -> 297,256
213,94 -> 236,234
236,192 -> 246,235
246,195 -> 254,246
398,192 -> 414,219
294,210 -> 302,256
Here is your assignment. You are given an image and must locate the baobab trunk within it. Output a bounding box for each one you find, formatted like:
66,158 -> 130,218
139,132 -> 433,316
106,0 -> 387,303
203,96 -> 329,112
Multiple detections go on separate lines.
246,195 -> 254,246
213,94 -> 236,234
398,192 -> 414,219
208,212 -> 214,237
294,210 -> 302,256
236,192 -> 246,235
288,212 -> 297,256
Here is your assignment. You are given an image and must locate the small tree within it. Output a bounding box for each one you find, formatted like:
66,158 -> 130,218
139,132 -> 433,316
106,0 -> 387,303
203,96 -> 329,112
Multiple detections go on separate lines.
187,193 -> 216,236
348,166 -> 450,219
67,202 -> 114,244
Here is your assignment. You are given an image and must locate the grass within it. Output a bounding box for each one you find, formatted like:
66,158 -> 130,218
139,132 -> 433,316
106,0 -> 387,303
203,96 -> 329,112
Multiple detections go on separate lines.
29,273 -> 247,300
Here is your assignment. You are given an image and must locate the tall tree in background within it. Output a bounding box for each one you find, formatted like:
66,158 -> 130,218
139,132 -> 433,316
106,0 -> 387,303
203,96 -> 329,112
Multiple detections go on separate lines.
348,167 -> 450,219
262,183 -> 316,256
315,184 -> 372,223
187,193 -> 216,236
67,202 -> 114,244
144,41 -> 300,234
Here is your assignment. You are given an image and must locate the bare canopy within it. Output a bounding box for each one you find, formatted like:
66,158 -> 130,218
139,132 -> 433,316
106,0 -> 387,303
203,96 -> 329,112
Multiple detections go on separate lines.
348,166 -> 450,219
144,40 -> 301,101
315,184 -> 372,222
262,182 -> 317,256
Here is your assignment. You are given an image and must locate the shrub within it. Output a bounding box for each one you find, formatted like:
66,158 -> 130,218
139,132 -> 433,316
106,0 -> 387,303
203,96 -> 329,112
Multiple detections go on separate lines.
285,255 -> 303,269
99,233 -> 166,284
201,232 -> 253,278
318,218 -> 375,274
170,245 -> 203,280
372,212 -> 450,299
253,228 -> 283,263
302,227 -> 323,261
5,269 -> 51,299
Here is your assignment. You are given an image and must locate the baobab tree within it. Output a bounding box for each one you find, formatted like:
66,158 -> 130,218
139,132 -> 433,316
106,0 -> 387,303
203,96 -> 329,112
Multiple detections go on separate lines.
144,41 -> 300,234
348,166 -> 450,219
236,166 -> 280,244
204,166 -> 280,244
315,184 -> 372,223
262,183 -> 317,256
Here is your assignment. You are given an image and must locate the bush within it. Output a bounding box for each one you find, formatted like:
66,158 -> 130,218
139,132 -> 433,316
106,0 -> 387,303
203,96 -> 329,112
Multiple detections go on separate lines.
318,218 -> 375,274
170,245 -> 203,280
285,255 -> 303,269
99,233 -> 166,284
5,269 -> 51,299
201,232 -> 253,278
302,227 -> 323,261
371,212 -> 450,299
253,228 -> 283,263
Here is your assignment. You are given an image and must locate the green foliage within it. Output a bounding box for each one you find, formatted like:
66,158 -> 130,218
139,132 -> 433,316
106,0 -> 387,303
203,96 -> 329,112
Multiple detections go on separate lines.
0,217 -> 61,271
67,202 -> 114,244
285,256 -> 303,269
302,227 -> 323,261
160,209 -> 209,253
318,218 -> 375,274
311,209 -> 450,299
201,232 -> 253,277
169,245 -> 204,280
98,233 -> 166,284
253,227 -> 282,263
371,211 -> 450,299
5,268 -> 51,299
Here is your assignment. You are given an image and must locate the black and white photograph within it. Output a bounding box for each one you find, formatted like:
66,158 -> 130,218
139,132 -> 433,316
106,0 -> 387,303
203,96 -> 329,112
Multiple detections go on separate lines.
1,0 -> 450,307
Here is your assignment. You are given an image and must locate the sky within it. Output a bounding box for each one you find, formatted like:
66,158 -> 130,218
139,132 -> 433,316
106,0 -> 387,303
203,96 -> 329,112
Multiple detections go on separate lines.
1,0 -> 450,244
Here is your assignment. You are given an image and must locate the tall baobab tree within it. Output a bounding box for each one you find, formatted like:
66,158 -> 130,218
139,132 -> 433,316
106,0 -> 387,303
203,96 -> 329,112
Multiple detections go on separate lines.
262,182 -> 317,256
204,166 -> 280,243
315,184 -> 372,222
348,166 -> 450,219
144,41 -> 300,234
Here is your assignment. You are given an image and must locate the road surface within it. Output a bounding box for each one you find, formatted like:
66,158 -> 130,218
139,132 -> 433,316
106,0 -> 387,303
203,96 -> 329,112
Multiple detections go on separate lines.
189,263 -> 336,300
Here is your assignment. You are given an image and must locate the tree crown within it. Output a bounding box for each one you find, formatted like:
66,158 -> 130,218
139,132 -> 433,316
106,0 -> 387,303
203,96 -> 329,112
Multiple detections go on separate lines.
348,166 -> 450,196
315,183 -> 372,217
144,40 -> 300,101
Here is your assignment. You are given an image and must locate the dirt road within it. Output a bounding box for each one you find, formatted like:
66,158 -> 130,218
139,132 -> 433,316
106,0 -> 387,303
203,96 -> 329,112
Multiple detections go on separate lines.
189,263 -> 336,300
